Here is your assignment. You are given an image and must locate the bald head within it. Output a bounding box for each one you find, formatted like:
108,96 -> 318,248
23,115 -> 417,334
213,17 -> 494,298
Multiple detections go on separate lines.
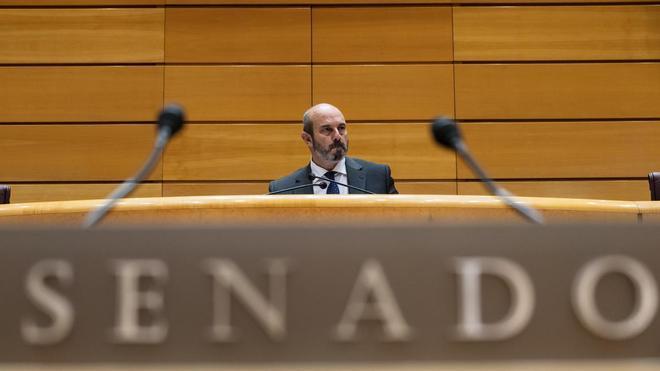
303,103 -> 345,136
300,103 -> 349,169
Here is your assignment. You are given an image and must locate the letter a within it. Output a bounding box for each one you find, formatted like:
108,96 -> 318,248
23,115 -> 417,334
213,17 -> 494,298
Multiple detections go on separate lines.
334,259 -> 412,342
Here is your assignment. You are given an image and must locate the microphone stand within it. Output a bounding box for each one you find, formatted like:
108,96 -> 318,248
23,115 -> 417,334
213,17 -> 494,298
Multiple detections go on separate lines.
83,128 -> 172,229
455,141 -> 544,225
431,117 -> 543,225
309,174 -> 375,194
267,183 -> 327,195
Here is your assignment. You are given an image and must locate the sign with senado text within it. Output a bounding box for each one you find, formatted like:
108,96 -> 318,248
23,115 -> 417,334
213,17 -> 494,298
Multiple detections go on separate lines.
0,225 -> 659,363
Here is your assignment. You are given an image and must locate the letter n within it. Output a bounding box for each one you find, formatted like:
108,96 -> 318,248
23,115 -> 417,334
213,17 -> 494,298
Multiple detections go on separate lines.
203,258 -> 288,342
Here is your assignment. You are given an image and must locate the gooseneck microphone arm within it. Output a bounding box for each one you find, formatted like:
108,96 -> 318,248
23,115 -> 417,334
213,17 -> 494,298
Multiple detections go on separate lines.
431,117 -> 544,225
308,174 -> 375,194
267,182 -> 327,195
83,105 -> 185,229
454,140 -> 544,224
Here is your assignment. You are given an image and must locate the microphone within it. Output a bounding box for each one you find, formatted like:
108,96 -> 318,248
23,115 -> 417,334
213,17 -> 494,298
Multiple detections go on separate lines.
267,182 -> 327,195
431,117 -> 544,225
308,174 -> 375,195
83,104 -> 186,228
157,104 -> 185,138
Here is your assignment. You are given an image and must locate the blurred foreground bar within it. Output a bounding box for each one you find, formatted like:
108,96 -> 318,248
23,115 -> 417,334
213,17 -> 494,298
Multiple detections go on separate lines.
0,362 -> 659,370
0,225 -> 659,368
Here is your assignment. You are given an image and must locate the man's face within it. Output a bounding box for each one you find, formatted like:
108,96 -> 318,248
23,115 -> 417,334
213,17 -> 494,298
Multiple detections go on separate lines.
310,111 -> 349,162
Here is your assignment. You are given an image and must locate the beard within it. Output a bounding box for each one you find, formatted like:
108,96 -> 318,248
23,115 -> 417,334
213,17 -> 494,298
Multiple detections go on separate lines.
313,138 -> 348,162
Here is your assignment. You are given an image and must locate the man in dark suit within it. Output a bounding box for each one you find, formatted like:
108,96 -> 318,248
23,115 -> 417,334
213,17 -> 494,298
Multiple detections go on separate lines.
269,103 -> 398,195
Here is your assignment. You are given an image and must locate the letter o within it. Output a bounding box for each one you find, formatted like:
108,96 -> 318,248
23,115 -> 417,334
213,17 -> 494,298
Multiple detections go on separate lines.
572,255 -> 658,340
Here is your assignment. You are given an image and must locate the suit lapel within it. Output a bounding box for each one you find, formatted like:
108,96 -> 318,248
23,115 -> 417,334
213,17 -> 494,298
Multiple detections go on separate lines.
346,157 -> 365,194
292,165 -> 314,194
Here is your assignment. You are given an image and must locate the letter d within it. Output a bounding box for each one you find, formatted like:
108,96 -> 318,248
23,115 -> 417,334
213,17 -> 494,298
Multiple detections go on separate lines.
454,257 -> 535,341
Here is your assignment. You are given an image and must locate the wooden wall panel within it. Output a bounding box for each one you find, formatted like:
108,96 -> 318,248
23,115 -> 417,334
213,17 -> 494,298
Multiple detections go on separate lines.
5,0 -> 650,4
394,181 -> 456,195
164,182 -> 459,196
459,180 -> 649,201
165,0 -> 657,4
455,63 -> 660,119
166,0 -> 454,4
164,66 -> 311,121
10,183 -> 162,203
163,182 -> 269,196
165,181 -> 458,196
0,125 -> 162,181
313,65 -> 454,120
454,5 -> 660,61
0,8 -> 164,64
0,66 -> 163,122
312,6 -> 452,62
458,122 -> 660,179
164,124 -> 307,181
453,0 -> 658,3
0,1 -> 654,204
163,123 -> 455,181
0,1 -> 163,5
166,7 -> 310,63
165,0 -> 451,5
350,123 -> 455,179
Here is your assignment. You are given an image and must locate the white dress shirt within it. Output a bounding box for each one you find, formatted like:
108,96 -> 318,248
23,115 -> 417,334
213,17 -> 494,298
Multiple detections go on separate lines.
310,159 -> 348,195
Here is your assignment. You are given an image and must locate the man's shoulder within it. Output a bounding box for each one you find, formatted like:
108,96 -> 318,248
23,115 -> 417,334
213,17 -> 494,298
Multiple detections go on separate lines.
347,157 -> 397,194
347,157 -> 390,172
269,164 -> 310,191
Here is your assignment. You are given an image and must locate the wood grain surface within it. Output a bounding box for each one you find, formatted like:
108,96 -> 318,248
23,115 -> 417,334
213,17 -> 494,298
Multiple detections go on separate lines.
0,195 -> 643,225
163,182 -> 269,196
0,125 -> 162,181
0,66 -> 163,122
1,2 -> 657,205
164,0 -> 657,4
163,181 -> 458,196
348,123 -> 455,180
166,7 -> 310,63
459,180 -> 650,201
454,5 -> 660,61
313,6 -> 452,62
166,0 -> 454,4
9,183 -> 162,203
392,181 -> 457,195
164,66 -> 311,121
455,63 -> 660,119
1,0 -> 654,5
163,123 -> 455,180
458,121 -> 660,179
0,8 -> 164,63
313,64 -> 454,120
0,0 -> 163,5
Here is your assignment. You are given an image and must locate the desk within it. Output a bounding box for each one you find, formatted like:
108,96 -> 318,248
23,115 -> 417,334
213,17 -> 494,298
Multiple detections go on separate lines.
0,195 -> 656,225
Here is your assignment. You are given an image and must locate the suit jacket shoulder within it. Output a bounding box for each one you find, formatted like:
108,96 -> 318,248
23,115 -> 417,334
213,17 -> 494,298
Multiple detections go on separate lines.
346,157 -> 398,194
268,165 -> 312,194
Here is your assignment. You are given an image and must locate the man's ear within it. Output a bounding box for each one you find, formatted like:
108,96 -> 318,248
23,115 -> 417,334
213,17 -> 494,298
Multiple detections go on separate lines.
301,132 -> 313,148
